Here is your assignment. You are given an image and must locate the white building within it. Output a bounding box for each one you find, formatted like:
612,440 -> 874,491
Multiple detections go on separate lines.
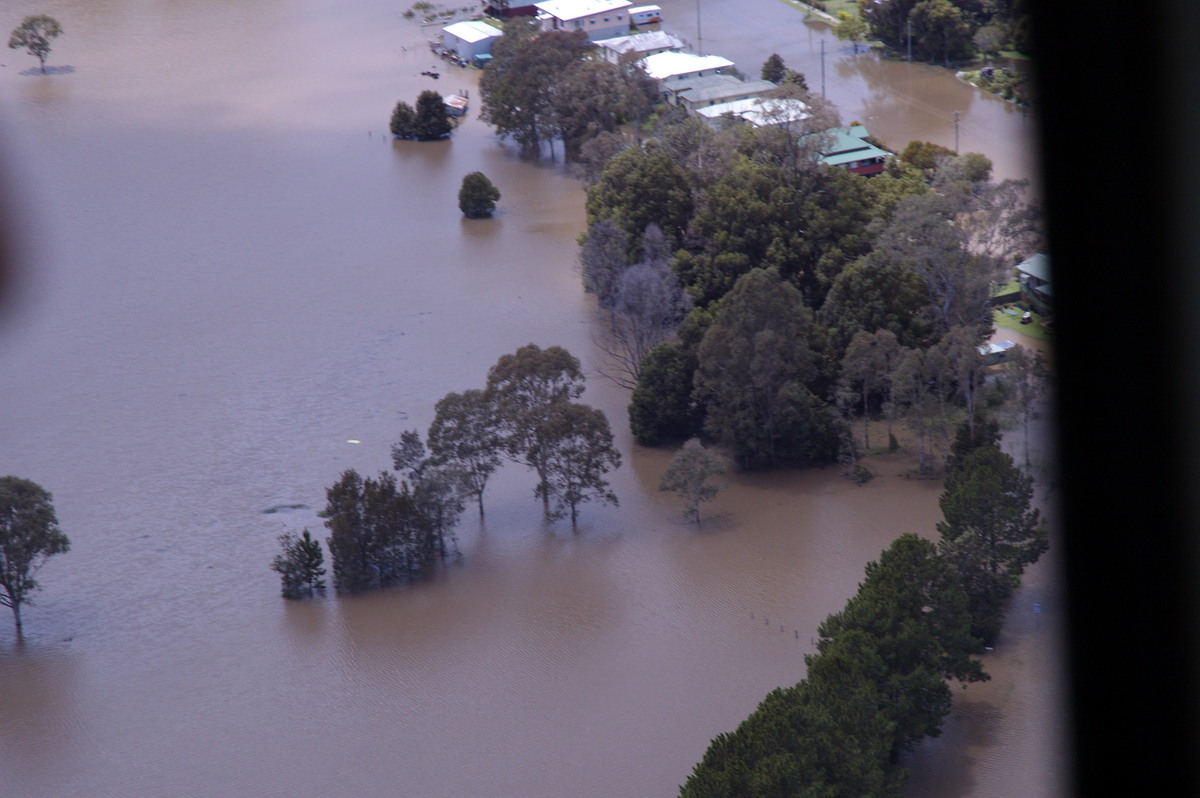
534,0 -> 633,41
441,20 -> 503,62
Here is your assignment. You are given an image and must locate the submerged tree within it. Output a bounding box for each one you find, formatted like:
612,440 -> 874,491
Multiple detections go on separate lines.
937,443 -> 1048,643
8,15 -> 63,74
426,389 -> 503,515
596,224 -> 691,388
0,476 -> 70,636
324,469 -> 445,593
534,402 -> 621,527
458,171 -> 501,218
659,438 -> 726,524
414,89 -> 453,140
390,100 -> 417,138
271,529 -> 326,599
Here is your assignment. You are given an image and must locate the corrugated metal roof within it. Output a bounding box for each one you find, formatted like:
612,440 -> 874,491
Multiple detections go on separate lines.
641,51 -> 734,79
1017,253 -> 1051,281
442,20 -> 503,43
534,0 -> 632,22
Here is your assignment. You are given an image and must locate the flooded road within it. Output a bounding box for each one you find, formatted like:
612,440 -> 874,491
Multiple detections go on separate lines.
657,0 -> 1039,182
0,1 -> 1060,795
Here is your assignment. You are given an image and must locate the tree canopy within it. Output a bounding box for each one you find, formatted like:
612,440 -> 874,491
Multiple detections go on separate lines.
695,269 -> 843,469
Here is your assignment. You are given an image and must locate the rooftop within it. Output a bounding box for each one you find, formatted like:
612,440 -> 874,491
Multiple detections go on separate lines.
696,97 -> 810,127
534,0 -> 632,21
677,77 -> 777,104
641,51 -> 734,80
595,30 -> 685,55
1017,253 -> 1051,281
442,20 -> 503,43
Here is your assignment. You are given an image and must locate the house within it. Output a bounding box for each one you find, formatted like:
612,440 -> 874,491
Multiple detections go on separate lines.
696,96 -> 810,130
595,30 -> 684,63
441,20 -> 503,62
483,0 -> 540,19
816,125 -> 891,176
534,0 -> 633,41
672,76 -> 778,113
640,51 -> 734,89
1016,253 -> 1052,316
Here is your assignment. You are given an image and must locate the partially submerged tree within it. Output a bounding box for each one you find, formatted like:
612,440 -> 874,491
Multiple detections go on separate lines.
0,476 -> 70,636
8,15 -> 63,74
1002,343 -> 1051,468
937,443 -> 1048,643
595,224 -> 691,388
426,389 -> 503,515
533,402 -> 621,528
324,469 -> 447,593
390,100 -> 418,138
414,89 -> 453,140
458,171 -> 501,218
659,438 -> 726,524
271,530 -> 326,599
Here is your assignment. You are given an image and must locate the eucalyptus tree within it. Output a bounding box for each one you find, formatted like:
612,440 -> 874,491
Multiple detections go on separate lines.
659,438 -> 726,524
426,389 -> 503,516
533,402 -> 621,528
8,15 -> 62,74
597,224 -> 691,388
1003,343 -> 1051,467
0,476 -> 70,636
485,344 -> 584,515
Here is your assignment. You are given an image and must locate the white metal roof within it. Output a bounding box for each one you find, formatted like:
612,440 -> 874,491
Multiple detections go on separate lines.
534,0 -> 632,22
641,51 -> 734,80
442,20 -> 503,44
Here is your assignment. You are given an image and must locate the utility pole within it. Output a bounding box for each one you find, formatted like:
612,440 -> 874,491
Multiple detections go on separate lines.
696,0 -> 702,55
820,38 -> 826,98
953,110 -> 960,153
907,20 -> 912,62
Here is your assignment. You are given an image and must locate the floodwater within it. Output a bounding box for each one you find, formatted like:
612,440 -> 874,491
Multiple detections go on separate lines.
0,1 -> 1062,796
657,0 -> 1039,183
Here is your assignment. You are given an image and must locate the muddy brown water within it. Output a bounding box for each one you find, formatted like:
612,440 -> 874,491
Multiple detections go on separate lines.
0,1 -> 1062,795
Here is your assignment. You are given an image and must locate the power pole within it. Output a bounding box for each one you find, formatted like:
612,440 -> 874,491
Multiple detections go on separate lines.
696,0 -> 702,55
820,38 -> 826,98
953,110 -> 961,153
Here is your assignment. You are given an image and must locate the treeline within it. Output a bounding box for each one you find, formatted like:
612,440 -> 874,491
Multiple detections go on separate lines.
271,345 -> 621,598
678,423 -> 1048,796
856,0 -> 1034,64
